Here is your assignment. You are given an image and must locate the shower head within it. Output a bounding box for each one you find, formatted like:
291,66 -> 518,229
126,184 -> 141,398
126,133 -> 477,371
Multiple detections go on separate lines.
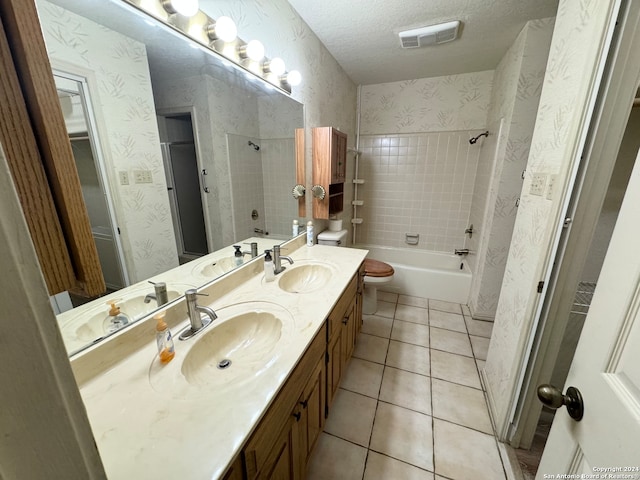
248,140 -> 260,151
469,131 -> 489,145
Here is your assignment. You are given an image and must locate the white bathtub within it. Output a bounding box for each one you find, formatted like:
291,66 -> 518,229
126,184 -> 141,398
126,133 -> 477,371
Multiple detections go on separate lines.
353,245 -> 471,304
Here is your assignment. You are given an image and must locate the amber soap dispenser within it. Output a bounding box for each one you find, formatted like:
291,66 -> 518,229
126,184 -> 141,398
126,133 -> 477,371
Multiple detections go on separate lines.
155,313 -> 175,364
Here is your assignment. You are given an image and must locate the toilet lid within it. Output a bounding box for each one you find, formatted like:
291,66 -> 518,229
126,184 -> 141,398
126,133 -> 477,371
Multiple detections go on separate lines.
364,259 -> 394,277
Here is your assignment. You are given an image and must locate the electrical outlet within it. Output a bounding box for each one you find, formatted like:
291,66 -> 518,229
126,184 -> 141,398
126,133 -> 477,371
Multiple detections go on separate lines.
530,173 -> 547,196
546,174 -> 558,200
133,169 -> 153,184
118,170 -> 129,185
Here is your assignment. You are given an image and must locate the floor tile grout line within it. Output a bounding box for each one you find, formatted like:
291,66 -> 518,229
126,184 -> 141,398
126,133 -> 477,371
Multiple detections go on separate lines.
465,303 -> 509,479
427,298 -> 437,478
352,348 -> 484,391
328,297 -> 501,479
366,448 -> 438,476
361,297 -> 397,480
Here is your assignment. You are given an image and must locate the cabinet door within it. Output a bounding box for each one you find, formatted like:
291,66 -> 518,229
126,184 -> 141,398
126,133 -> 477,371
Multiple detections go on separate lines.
356,264 -> 364,335
303,356 -> 326,460
341,298 -> 356,367
258,414 -> 299,480
221,456 -> 244,480
330,129 -> 347,184
327,329 -> 342,409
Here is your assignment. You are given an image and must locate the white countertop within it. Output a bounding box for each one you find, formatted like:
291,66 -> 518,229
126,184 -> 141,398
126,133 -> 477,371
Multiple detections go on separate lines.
73,242 -> 367,479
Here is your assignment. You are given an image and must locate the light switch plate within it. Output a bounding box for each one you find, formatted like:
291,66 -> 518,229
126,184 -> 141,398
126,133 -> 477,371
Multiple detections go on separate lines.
133,169 -> 153,184
530,173 -> 546,196
118,170 -> 129,185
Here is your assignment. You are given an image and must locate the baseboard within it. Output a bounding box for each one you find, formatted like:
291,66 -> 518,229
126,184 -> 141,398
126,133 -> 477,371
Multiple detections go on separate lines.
481,367 -> 526,480
469,302 -> 496,322
499,442 -> 527,480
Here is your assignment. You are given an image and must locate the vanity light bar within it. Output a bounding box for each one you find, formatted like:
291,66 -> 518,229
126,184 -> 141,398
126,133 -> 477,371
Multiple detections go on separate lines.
121,0 -> 300,94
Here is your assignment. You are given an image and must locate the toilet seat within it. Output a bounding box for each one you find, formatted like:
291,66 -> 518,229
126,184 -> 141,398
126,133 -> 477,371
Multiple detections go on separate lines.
364,259 -> 394,278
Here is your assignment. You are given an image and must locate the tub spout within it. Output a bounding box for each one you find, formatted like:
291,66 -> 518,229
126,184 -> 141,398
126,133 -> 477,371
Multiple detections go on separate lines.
454,249 -> 470,256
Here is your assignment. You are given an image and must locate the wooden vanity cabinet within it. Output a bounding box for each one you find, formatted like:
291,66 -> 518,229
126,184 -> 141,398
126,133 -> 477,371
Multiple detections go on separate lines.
221,456 -> 244,480
242,324 -> 326,480
326,272 -> 358,410
239,263 -> 363,480
312,127 -> 347,219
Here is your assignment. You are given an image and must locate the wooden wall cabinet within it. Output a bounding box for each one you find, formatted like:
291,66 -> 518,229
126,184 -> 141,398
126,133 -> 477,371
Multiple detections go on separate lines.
312,127 -> 347,219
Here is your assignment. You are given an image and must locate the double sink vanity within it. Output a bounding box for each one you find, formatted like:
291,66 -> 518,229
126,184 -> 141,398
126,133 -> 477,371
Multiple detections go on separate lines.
66,233 -> 367,479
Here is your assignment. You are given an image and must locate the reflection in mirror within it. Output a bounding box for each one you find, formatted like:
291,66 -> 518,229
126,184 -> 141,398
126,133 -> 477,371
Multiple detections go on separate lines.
38,0 -> 304,355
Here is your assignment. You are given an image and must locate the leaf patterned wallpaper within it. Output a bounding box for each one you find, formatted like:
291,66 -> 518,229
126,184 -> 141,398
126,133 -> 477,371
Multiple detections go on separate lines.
37,0 -> 179,283
467,18 -> 555,321
483,0 -> 620,435
360,72 -> 494,135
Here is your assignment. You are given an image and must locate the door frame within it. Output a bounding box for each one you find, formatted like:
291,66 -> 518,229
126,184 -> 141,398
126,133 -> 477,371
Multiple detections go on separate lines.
508,0 -> 640,448
157,106 -> 213,255
52,66 -> 131,288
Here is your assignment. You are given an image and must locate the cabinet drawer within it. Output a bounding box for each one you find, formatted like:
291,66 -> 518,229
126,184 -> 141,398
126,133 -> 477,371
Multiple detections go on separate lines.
328,273 -> 357,340
243,323 -> 326,479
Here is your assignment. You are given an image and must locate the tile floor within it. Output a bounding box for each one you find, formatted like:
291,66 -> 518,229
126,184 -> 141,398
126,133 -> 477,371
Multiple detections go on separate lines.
306,292 -> 505,480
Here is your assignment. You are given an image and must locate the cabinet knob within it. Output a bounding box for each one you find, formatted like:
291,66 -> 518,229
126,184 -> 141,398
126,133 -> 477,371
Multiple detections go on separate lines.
342,316 -> 349,325
293,411 -> 301,422
300,399 -> 308,409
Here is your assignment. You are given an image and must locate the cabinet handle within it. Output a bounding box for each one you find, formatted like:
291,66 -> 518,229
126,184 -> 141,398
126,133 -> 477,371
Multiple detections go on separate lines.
300,399 -> 308,409
342,316 -> 349,325
293,411 -> 301,422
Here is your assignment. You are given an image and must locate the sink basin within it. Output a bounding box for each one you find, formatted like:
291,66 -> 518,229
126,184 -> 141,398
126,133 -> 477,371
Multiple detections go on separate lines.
148,301 -> 294,395
59,285 -> 192,351
192,256 -> 238,278
278,264 -> 333,293
181,312 -> 282,387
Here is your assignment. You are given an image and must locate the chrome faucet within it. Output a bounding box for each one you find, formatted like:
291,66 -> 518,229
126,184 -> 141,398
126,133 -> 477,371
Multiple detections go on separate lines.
178,289 -> 217,340
144,281 -> 169,307
243,242 -> 259,258
454,249 -> 470,256
273,245 -> 293,274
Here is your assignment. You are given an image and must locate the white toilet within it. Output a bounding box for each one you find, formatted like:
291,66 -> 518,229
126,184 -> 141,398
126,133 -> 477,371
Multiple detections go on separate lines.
317,229 -> 395,315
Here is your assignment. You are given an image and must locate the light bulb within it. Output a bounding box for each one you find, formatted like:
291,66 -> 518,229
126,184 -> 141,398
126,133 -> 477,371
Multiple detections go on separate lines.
163,0 -> 199,17
245,40 -> 265,61
266,57 -> 286,76
285,70 -> 302,86
208,16 -> 237,42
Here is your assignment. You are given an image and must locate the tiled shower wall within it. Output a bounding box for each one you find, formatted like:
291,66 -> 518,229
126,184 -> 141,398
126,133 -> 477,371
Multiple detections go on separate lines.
228,135 -> 296,241
227,134 -> 266,241
357,72 -> 493,252
262,138 -> 296,238
357,131 -> 483,252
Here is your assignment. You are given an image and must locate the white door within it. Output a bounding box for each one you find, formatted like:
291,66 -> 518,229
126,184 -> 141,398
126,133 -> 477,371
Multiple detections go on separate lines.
537,151 -> 640,477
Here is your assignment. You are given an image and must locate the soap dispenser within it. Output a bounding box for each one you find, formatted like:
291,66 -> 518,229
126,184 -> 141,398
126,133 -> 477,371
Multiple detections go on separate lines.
155,313 -> 175,364
233,245 -> 243,267
264,249 -> 275,282
103,300 -> 130,334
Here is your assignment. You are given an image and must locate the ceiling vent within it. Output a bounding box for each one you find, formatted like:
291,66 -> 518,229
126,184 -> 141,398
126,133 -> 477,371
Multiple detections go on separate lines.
399,20 -> 461,48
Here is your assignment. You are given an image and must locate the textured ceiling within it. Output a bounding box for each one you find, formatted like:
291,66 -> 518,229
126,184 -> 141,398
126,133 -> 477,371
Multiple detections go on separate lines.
287,0 -> 559,85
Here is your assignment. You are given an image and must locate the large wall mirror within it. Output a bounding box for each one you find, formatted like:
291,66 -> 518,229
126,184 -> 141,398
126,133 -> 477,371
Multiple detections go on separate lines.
37,0 -> 304,355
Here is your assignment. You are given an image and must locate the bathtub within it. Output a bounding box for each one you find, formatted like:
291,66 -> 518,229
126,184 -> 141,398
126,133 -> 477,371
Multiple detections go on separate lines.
352,245 -> 471,304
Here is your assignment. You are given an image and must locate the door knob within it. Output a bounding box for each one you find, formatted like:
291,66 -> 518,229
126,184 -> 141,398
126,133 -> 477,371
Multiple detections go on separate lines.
537,384 -> 584,421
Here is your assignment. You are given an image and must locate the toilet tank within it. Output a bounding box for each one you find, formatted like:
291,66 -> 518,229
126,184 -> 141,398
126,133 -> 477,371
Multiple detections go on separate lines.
317,229 -> 348,246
